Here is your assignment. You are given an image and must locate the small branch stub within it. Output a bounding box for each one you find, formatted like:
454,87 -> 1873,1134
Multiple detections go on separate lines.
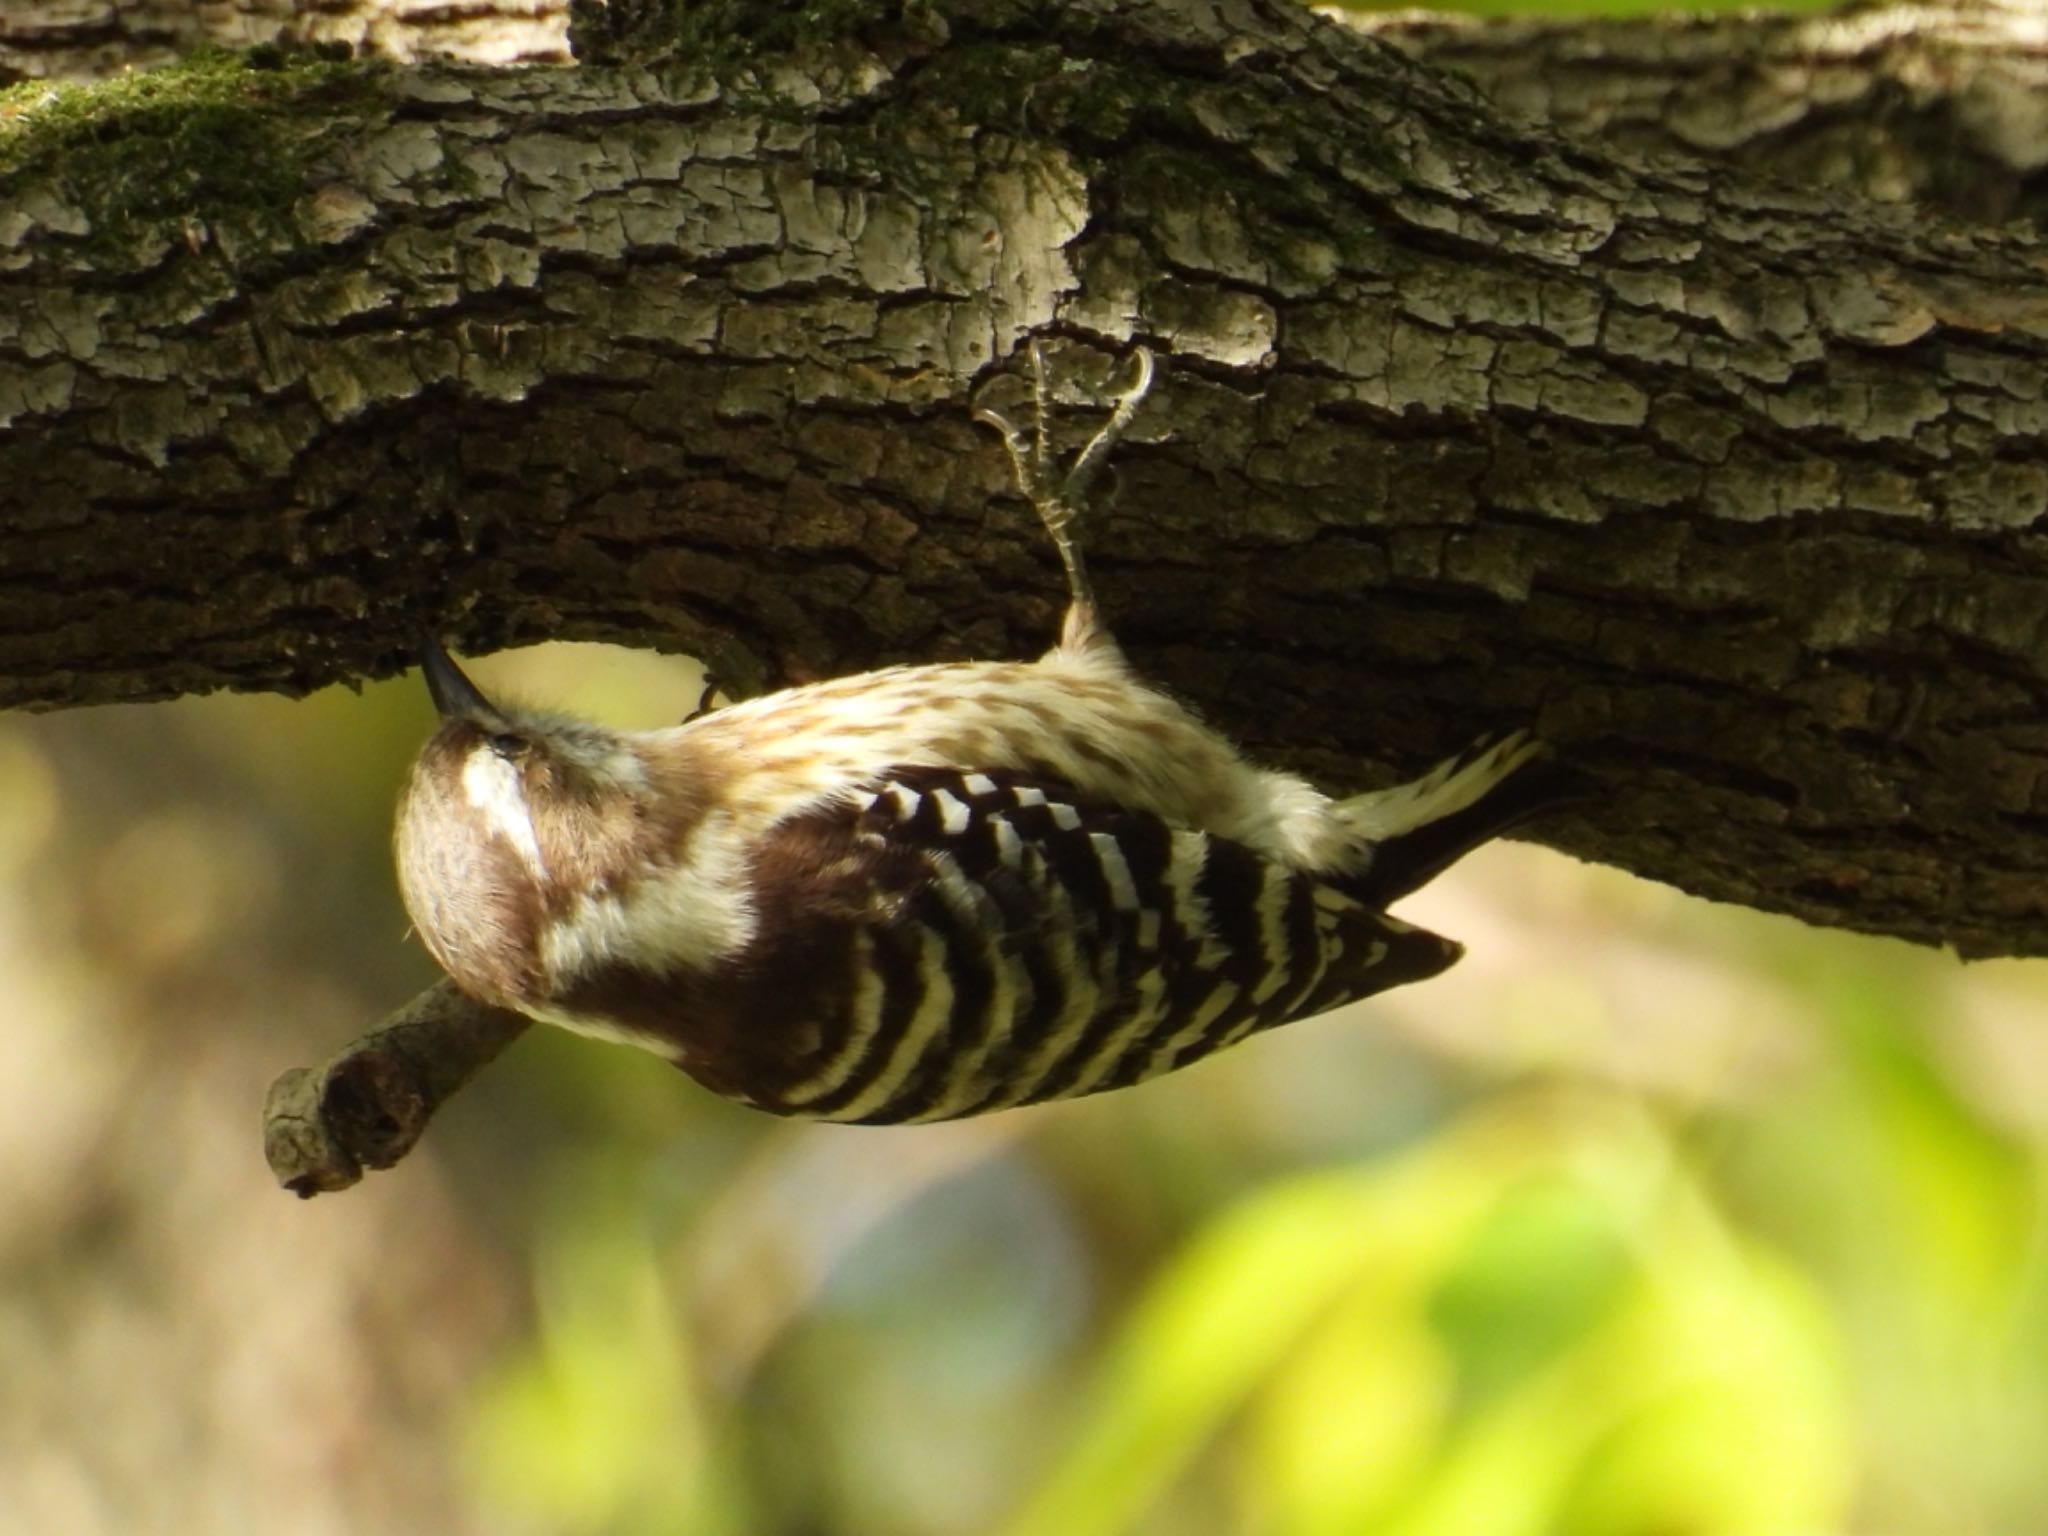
263,980 -> 530,1197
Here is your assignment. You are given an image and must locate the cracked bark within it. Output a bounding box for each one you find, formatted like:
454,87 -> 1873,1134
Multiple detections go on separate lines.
1349,0 -> 2048,224
0,0 -> 570,82
4,0 -> 2048,1185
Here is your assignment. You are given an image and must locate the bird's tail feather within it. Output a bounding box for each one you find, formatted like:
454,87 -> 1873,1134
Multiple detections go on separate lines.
1339,731 -> 1587,906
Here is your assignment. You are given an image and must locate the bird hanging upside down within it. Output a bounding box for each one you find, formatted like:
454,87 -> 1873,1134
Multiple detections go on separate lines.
395,344 -> 1576,1124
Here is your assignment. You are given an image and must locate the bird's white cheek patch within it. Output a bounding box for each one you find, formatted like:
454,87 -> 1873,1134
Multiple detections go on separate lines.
462,748 -> 547,878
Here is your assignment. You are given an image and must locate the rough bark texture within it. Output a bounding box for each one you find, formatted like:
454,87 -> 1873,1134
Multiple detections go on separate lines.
0,0 -> 569,81
1347,0 -> 2048,225
5,0 -> 2048,971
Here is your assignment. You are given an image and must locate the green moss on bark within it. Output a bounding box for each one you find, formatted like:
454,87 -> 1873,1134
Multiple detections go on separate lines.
0,46 -> 381,254
566,0 -> 890,71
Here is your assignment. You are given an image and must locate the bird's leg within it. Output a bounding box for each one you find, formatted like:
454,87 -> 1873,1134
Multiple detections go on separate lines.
975,342 -> 1158,651
1062,344 -> 1155,511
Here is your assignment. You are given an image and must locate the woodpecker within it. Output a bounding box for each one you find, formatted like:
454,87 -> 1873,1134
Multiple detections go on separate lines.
395,344 -> 1575,1123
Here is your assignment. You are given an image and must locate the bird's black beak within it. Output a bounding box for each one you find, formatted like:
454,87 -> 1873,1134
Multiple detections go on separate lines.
418,631 -> 497,721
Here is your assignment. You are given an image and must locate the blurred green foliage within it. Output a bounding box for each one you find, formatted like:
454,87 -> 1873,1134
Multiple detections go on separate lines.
7,642 -> 2028,1536
8,643 -> 2048,1536
1007,1098 -> 1851,1536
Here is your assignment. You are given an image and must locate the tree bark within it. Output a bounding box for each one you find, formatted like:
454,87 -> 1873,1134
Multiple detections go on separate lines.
0,0 -> 569,82
1350,0 -> 2048,224
5,0 -> 2048,966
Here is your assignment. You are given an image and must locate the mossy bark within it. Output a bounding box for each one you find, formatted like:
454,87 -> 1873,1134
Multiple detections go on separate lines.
5,0 -> 2048,962
0,0 -> 570,81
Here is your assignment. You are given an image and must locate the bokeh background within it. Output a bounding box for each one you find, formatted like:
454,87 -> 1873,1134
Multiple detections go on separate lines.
6,0 -> 2044,1529
6,631 -> 2048,1536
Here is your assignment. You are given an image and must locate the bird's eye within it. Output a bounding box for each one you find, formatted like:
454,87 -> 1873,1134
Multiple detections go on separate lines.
488,732 -> 526,757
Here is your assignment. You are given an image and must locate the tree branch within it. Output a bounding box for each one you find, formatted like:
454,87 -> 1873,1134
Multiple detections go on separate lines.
6,0 -> 2048,973
262,979 -> 529,1196
1345,0 -> 2048,223
0,0 -> 568,83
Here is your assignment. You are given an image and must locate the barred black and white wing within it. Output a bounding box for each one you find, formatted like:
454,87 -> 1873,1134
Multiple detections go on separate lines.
674,767 -> 1463,1124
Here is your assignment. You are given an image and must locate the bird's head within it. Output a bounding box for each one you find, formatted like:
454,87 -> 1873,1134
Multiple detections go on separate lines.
394,636 -> 663,1010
